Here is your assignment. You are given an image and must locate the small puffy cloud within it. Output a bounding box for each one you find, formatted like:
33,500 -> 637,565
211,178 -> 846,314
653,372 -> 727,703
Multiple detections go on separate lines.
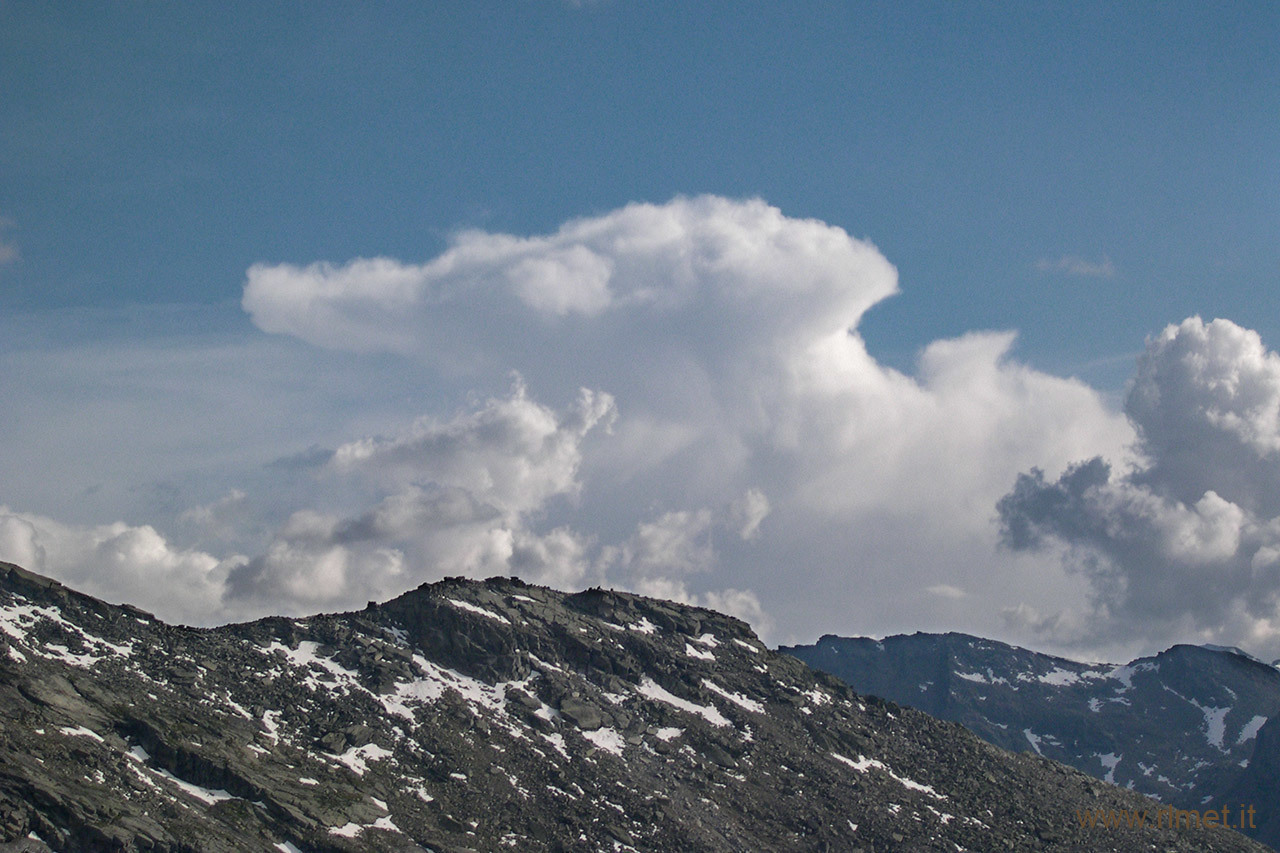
926,584 -> 967,600
224,508 -> 410,613
626,576 -> 772,636
0,513 -> 43,571
999,602 -> 1095,648
331,379 -> 615,514
509,526 -> 595,590
224,384 -> 615,616
612,509 -> 716,576
700,587 -> 771,632
178,489 -> 248,544
1035,255 -> 1116,278
602,489 -> 774,586
1125,317 -> 1280,510
0,507 -> 242,625
999,317 -> 1280,658
730,488 -> 770,540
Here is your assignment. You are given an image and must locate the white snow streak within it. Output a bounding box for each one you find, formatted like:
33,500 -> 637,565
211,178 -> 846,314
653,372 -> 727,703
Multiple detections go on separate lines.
637,678 -> 730,727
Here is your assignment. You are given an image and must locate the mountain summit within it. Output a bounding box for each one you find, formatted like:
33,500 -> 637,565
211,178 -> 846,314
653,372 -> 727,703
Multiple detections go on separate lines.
0,561 -> 1268,852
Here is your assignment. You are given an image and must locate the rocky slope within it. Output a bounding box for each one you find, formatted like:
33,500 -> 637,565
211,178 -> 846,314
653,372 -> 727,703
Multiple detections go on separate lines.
0,561 -> 1270,853
783,632 -> 1280,850
1227,713 -> 1280,849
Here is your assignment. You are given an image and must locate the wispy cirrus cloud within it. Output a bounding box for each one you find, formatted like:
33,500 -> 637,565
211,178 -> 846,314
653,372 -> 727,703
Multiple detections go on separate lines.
0,216 -> 19,271
1035,254 -> 1116,279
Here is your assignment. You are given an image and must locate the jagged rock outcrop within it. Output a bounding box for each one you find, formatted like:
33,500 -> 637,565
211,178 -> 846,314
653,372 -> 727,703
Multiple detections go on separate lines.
783,631 -> 1280,850
0,562 -> 1270,852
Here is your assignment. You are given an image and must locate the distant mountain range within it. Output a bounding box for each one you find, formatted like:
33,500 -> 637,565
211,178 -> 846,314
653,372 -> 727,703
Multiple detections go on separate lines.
0,561 -> 1269,852
783,631 -> 1280,850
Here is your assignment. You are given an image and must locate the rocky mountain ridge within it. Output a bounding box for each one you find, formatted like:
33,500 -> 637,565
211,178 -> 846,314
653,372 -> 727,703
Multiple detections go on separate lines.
783,631 -> 1280,850
0,561 -> 1270,852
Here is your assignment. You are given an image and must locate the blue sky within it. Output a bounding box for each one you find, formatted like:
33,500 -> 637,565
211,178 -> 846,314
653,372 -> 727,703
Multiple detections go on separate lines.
2,3 -> 1279,660
6,2 -> 1276,377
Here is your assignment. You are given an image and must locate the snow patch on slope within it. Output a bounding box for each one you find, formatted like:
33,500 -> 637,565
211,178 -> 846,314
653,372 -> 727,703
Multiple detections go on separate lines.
830,752 -> 945,800
637,678 -> 730,727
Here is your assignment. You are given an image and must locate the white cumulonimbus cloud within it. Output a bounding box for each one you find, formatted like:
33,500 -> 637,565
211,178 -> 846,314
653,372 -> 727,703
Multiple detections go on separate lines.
229,196 -> 1134,648
5,196 -> 1199,657
999,317 -> 1280,656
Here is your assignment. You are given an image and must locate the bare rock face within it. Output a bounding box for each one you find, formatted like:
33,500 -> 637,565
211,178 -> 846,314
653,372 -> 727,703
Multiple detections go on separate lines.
1228,714 -> 1280,850
0,560 -> 1271,852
